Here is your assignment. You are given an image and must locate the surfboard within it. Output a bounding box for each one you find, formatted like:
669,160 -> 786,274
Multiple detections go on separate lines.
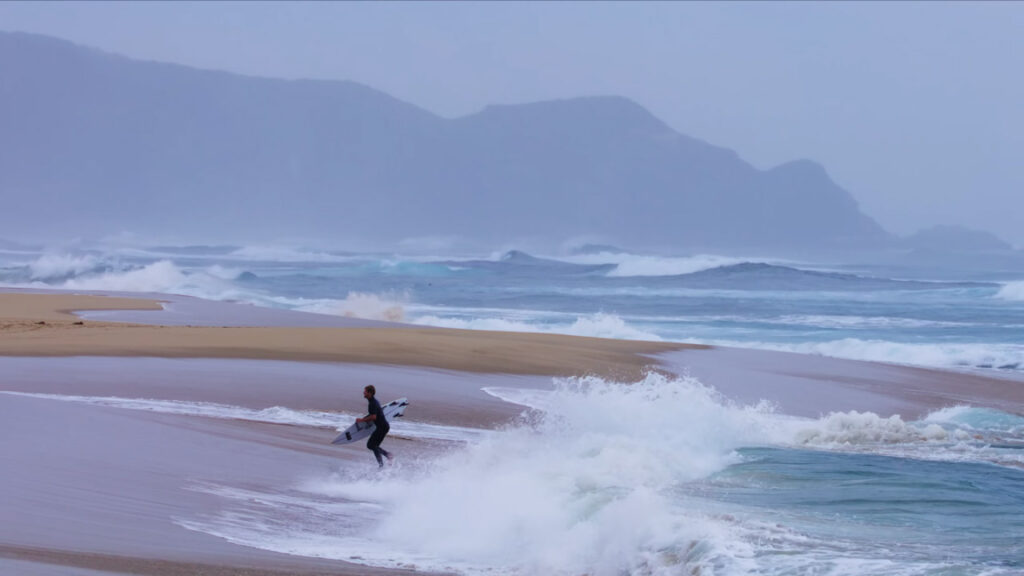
331,397 -> 409,445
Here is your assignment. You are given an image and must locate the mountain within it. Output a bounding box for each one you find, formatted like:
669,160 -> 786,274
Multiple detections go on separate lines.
903,225 -> 1014,253
0,31 -> 893,252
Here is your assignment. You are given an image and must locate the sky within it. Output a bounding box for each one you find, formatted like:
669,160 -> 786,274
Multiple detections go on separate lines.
2,1 -> 1022,247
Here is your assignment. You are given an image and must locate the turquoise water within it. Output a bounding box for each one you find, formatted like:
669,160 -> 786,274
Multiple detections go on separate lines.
697,447 -> 1024,574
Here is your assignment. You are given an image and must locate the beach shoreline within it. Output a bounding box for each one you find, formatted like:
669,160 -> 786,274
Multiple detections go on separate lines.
3,289 -> 1023,575
0,291 -> 694,381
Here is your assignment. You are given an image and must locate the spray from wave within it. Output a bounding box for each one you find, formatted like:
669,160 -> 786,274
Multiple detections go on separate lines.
26,252 -> 109,281
181,373 -> 771,575
173,372 -> 1024,575
1,253 -> 259,303
291,291 -> 409,322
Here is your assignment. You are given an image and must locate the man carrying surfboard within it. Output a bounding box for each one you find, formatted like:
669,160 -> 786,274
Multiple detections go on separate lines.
357,385 -> 393,467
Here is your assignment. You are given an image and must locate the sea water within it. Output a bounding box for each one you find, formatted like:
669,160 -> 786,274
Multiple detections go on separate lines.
12,372 -> 1021,575
2,243 -> 1024,574
1,244 -> 1021,373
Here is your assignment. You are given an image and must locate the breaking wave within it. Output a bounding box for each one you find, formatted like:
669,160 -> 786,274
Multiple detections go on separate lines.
173,373 -> 1024,575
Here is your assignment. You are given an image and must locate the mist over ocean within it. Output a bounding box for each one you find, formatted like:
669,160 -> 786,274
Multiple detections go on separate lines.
3,241 -> 1024,574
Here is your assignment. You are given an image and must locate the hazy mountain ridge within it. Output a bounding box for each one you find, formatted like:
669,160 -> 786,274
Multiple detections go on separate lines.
903,225 -> 1013,253
2,31 -> 895,251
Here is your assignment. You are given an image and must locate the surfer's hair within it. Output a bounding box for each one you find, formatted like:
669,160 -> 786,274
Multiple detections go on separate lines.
364,385 -> 376,396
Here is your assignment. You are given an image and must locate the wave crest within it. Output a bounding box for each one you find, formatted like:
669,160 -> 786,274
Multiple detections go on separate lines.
996,280 -> 1024,301
294,292 -> 408,322
414,312 -> 662,341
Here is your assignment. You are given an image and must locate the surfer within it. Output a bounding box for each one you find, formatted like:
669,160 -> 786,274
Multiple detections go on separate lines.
357,385 -> 392,467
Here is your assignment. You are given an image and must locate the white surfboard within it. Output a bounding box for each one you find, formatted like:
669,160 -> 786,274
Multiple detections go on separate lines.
331,397 -> 409,445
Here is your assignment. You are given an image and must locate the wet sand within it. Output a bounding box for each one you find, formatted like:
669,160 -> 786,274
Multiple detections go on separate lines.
2,290 -> 1023,575
0,292 -> 692,381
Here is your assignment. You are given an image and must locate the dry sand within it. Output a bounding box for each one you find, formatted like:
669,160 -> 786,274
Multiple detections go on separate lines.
2,290 -> 1022,575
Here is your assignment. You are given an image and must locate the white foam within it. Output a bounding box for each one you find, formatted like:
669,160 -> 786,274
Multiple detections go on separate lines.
792,411 -> 951,446
558,252 -> 758,277
694,337 -> 1024,372
292,291 -> 408,322
779,406 -> 1024,468
996,280 -> 1024,301
0,392 -> 482,443
0,391 -> 342,426
26,252 -> 106,280
413,311 -> 663,341
38,259 -> 260,303
772,314 -> 971,330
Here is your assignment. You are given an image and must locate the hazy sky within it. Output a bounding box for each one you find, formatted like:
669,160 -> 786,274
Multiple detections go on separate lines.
3,1 -> 1022,246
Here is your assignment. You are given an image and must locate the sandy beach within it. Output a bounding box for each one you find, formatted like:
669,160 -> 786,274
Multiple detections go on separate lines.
2,290 -> 1022,575
0,292 -> 692,381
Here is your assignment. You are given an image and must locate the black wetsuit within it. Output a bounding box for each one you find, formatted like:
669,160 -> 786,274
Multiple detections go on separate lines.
366,396 -> 391,466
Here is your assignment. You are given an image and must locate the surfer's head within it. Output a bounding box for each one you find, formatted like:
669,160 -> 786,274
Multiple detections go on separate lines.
363,385 -> 376,398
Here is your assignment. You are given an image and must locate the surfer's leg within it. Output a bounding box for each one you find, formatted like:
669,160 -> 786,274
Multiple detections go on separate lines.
367,428 -> 386,466
379,423 -> 392,460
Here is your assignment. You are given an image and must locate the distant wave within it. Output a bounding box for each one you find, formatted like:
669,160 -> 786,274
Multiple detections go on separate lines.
666,262 -> 995,292
222,245 -> 357,263
446,250 -> 616,276
133,245 -> 241,257
290,291 -> 409,323
116,244 -> 362,264
996,280 -> 1024,301
560,251 -> 761,277
0,254 -> 260,304
698,337 -> 1024,372
412,312 -> 663,341
748,313 -> 973,330
60,260 -> 245,295
655,313 -> 976,330
26,252 -> 110,281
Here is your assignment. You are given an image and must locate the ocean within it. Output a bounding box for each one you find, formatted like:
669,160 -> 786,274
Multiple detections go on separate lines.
2,243 -> 1023,574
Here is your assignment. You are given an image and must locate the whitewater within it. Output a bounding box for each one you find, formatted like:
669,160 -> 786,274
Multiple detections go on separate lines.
2,243 -> 1022,374
182,373 -> 1024,576
8,372 -> 1022,575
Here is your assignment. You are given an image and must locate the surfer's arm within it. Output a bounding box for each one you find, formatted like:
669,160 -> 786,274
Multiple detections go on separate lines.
357,414 -> 377,424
